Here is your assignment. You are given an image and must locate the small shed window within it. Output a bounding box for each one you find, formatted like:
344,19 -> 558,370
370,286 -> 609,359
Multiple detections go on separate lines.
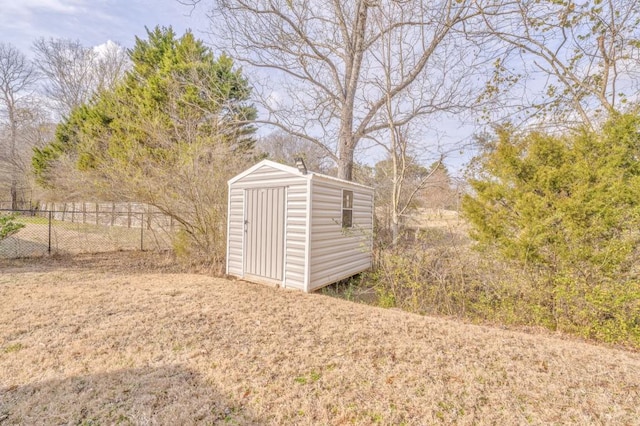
342,190 -> 353,228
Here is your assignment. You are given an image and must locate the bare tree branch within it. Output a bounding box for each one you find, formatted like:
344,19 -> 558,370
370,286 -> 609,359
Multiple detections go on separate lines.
185,0 -> 487,181
33,38 -> 129,119
477,0 -> 640,129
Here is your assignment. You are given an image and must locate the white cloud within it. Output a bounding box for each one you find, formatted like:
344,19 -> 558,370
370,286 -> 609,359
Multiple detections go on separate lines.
93,40 -> 123,57
0,0 -> 86,15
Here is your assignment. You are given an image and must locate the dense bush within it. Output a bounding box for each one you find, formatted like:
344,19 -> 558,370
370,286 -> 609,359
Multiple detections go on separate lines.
457,114 -> 640,346
369,229 -> 640,348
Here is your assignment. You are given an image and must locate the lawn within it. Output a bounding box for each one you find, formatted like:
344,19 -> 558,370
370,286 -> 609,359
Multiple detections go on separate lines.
1,252 -> 639,425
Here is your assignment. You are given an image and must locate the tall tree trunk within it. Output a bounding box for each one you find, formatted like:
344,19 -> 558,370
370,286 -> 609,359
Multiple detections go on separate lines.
336,0 -> 368,182
337,132 -> 354,181
10,181 -> 17,210
391,211 -> 400,246
9,106 -> 18,210
390,133 -> 401,246
337,101 -> 354,180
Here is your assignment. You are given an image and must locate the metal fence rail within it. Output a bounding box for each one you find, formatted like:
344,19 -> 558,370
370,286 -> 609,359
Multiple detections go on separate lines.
0,209 -> 173,259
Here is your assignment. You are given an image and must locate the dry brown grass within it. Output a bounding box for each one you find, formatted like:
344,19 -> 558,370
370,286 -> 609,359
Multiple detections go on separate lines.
1,253 -> 639,425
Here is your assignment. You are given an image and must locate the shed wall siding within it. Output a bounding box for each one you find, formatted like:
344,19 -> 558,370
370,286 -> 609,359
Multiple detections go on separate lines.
309,180 -> 373,291
227,186 -> 244,276
284,183 -> 308,290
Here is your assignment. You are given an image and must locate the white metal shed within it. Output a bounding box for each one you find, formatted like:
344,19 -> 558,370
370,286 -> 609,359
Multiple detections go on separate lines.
226,159 -> 374,292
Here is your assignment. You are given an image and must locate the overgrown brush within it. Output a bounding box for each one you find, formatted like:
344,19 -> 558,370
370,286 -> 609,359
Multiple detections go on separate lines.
368,226 -> 640,349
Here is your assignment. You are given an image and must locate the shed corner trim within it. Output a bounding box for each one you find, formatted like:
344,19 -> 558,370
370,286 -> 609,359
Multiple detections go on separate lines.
303,176 -> 313,292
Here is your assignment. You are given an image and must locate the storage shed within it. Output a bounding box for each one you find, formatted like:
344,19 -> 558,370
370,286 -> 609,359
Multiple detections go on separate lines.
226,159 -> 374,292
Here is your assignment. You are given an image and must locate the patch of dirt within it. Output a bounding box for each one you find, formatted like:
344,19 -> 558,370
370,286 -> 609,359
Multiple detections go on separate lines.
1,253 -> 639,424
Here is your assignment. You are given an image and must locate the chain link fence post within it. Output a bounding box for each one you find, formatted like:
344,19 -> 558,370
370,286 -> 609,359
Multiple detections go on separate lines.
48,210 -> 52,254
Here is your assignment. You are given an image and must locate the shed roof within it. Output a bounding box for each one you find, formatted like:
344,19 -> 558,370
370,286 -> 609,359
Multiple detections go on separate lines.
228,159 -> 373,191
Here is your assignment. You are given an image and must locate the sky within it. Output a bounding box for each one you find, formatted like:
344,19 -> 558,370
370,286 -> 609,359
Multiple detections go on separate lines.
0,0 -> 475,174
0,0 -> 211,55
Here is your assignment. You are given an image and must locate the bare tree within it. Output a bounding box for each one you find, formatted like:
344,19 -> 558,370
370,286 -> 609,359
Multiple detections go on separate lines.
33,38 -> 128,118
372,133 -> 444,243
362,1 -> 480,243
0,105 -> 55,207
0,43 -> 39,209
478,0 -> 640,129
182,0 -> 485,181
420,162 -> 460,214
93,40 -> 130,94
257,130 -> 333,174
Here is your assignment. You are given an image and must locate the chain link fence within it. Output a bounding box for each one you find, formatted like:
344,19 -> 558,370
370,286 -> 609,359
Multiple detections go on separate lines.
0,206 -> 174,259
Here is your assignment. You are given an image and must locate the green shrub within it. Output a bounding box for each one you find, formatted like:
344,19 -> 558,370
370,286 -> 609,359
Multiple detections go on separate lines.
0,213 -> 25,241
457,113 -> 640,348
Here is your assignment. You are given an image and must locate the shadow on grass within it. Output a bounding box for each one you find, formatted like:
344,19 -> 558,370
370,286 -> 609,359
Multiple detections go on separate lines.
0,365 -> 257,424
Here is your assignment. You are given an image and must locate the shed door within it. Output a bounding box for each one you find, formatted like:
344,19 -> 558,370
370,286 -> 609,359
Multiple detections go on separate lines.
244,187 -> 286,281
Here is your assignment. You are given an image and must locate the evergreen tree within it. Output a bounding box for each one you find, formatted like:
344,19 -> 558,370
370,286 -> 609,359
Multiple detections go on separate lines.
463,114 -> 640,342
32,26 -> 257,257
33,26 -> 256,185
